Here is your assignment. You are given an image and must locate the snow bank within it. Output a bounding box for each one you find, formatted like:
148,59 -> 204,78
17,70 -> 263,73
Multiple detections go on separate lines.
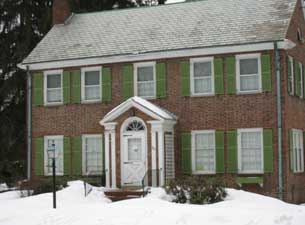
0,181 -> 304,225
0,183 -> 8,191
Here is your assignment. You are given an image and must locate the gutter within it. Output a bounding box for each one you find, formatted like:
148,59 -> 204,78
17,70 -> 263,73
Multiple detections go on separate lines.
26,66 -> 32,180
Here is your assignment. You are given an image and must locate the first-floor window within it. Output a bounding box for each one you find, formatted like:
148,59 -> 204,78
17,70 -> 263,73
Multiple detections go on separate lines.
45,71 -> 62,104
82,135 -> 103,175
192,130 -> 215,174
191,58 -> 214,95
44,136 -> 64,175
238,128 -> 263,173
135,62 -> 156,98
292,129 -> 304,173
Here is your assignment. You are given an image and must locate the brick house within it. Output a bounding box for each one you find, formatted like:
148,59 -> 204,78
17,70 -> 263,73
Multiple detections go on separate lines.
19,0 -> 305,203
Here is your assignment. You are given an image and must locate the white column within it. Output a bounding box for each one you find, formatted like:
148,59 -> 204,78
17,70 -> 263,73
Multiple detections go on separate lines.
158,130 -> 165,186
104,131 -> 110,188
110,130 -> 116,188
151,130 -> 157,187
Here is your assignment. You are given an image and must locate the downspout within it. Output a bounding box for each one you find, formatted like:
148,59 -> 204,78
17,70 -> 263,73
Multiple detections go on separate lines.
274,42 -> 283,200
26,66 -> 32,180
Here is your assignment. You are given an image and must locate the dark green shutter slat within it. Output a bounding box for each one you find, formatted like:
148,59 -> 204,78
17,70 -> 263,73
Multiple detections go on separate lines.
263,129 -> 273,173
181,132 -> 191,174
289,130 -> 294,173
261,54 -> 272,92
295,60 -> 300,96
214,58 -> 224,95
180,61 -> 190,97
102,67 -> 112,102
71,70 -> 81,104
63,71 -> 71,104
33,73 -> 44,106
215,131 -> 225,173
64,137 -> 71,175
287,57 -> 292,95
72,136 -> 82,175
156,62 -> 166,98
122,65 -> 134,100
226,57 -> 236,94
35,137 -> 44,176
227,130 -> 238,173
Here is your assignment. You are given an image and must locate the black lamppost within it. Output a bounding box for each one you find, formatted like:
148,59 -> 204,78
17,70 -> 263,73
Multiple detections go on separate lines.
47,143 -> 57,209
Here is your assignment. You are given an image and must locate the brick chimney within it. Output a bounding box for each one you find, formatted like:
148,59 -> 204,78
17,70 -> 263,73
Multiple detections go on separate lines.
53,0 -> 71,25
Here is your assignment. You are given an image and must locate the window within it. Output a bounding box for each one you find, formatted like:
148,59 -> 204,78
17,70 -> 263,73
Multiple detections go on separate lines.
191,130 -> 215,174
238,128 -> 263,174
288,56 -> 295,95
81,67 -> 101,102
44,70 -> 62,104
300,63 -> 304,98
134,62 -> 156,98
236,54 -> 261,93
190,58 -> 214,95
292,129 -> 304,173
44,136 -> 64,176
82,135 -> 103,175
297,28 -> 304,43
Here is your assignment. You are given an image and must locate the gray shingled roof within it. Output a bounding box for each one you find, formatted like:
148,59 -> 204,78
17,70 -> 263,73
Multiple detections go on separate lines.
23,0 -> 297,64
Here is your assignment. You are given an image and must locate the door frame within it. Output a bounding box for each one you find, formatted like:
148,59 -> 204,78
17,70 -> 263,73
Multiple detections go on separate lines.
120,117 -> 148,187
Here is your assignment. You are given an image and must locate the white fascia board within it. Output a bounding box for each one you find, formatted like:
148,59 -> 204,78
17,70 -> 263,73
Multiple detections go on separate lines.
19,40 -> 293,71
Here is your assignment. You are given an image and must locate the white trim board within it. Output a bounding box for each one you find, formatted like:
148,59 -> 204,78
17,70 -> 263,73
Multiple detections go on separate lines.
19,40 -> 295,71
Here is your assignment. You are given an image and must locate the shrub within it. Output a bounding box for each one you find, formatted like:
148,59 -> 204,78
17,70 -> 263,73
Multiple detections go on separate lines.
166,176 -> 227,205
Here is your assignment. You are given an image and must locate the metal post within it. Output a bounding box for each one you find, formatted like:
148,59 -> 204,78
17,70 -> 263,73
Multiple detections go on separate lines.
52,157 -> 56,209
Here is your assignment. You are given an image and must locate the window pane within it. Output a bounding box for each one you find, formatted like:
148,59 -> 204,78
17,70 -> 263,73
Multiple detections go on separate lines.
240,58 -> 258,75
240,75 -> 259,91
85,71 -> 100,85
47,74 -> 61,88
47,89 -> 61,102
137,82 -> 154,97
128,138 -> 142,161
137,66 -> 154,81
194,78 -> 212,94
85,137 -> 102,175
46,138 -> 63,174
85,86 -> 100,100
194,62 -> 211,77
195,133 -> 215,172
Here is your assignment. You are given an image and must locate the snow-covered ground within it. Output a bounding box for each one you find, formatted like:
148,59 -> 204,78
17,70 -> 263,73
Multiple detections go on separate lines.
0,181 -> 304,225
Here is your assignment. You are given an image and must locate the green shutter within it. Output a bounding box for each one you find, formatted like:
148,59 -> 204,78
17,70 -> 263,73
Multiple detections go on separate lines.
215,131 -> 225,173
261,54 -> 272,92
71,70 -> 81,104
102,135 -> 105,174
72,136 -> 82,175
181,132 -> 191,175
263,129 -> 273,173
64,137 -> 71,175
156,62 -> 166,98
35,137 -> 44,176
33,72 -> 44,106
227,130 -> 238,173
180,61 -> 190,97
63,71 -> 71,104
214,58 -> 224,95
102,67 -> 112,102
295,60 -> 301,96
122,65 -> 134,100
289,130 -> 294,172
226,57 -> 236,94
287,57 -> 292,95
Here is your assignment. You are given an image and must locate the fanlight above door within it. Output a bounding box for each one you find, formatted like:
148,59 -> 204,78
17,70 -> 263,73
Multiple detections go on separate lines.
125,120 -> 145,132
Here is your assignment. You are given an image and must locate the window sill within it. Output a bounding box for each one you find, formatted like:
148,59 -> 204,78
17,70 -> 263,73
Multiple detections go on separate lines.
191,93 -> 215,97
44,173 -> 64,176
44,102 -> 63,107
238,171 -> 264,175
292,170 -> 305,174
81,99 -> 102,104
236,90 -> 262,95
192,171 -> 216,175
136,96 -> 156,100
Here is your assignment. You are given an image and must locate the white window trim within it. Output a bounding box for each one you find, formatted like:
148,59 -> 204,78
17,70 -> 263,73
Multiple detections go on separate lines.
190,57 -> 215,96
236,53 -> 262,94
237,128 -> 264,174
289,56 -> 295,95
134,61 -> 156,99
44,70 -> 63,106
82,134 -> 103,176
191,130 -> 216,175
292,129 -> 305,173
81,66 -> 102,103
44,135 -> 64,176
299,63 -> 304,99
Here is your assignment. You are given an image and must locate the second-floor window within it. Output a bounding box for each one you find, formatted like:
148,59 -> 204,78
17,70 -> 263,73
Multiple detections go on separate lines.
236,54 -> 262,93
44,71 -> 62,104
134,62 -> 156,98
81,67 -> 101,102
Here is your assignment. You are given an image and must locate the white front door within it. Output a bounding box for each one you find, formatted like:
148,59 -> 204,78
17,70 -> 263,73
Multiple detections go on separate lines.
122,133 -> 146,186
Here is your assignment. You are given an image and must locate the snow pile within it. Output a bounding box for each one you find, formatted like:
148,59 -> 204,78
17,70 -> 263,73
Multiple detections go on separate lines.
0,183 -> 8,192
0,181 -> 305,225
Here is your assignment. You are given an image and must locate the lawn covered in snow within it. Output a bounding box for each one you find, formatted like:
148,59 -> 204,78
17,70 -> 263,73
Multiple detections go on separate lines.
0,181 -> 304,225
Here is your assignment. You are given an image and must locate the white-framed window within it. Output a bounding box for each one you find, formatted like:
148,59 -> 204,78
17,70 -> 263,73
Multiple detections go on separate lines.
44,70 -> 63,105
288,56 -> 295,95
238,128 -> 263,174
134,62 -> 156,99
190,57 -> 214,96
44,135 -> 64,176
81,67 -> 102,102
191,130 -> 216,174
292,129 -> 304,173
236,54 -> 262,93
82,134 -> 103,175
299,63 -> 304,98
